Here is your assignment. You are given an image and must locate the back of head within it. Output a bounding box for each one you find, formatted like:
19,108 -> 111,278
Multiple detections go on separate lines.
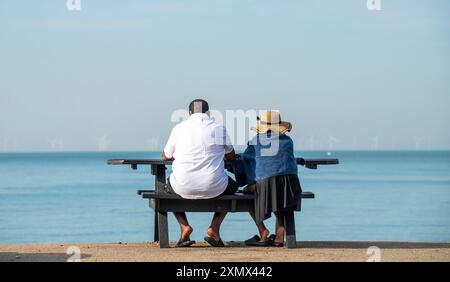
189,99 -> 209,114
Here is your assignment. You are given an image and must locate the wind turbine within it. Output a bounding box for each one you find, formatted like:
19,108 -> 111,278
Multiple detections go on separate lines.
97,135 -> 111,151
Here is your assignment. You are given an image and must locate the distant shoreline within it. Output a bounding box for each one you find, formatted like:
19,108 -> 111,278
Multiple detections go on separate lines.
1,241 -> 450,262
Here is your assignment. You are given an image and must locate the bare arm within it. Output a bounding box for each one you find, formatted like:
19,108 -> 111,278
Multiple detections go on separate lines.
224,149 -> 236,160
162,152 -> 174,161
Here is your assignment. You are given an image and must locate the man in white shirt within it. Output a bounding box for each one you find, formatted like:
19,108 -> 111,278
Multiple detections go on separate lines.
162,99 -> 237,247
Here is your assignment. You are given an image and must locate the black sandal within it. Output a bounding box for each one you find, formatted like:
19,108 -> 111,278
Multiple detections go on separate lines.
176,239 -> 196,248
204,236 -> 225,247
268,234 -> 284,247
245,235 -> 272,247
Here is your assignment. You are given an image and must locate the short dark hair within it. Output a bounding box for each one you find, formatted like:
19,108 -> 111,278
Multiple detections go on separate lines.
189,99 -> 209,114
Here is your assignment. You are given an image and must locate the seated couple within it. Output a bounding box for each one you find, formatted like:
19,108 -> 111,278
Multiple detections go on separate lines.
162,99 -> 302,247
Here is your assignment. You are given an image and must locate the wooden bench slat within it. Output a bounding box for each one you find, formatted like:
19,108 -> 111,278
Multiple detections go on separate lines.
301,192 -> 315,199
107,158 -> 339,168
137,190 -> 314,200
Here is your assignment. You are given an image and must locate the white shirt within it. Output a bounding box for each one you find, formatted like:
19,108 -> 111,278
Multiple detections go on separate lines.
163,113 -> 234,199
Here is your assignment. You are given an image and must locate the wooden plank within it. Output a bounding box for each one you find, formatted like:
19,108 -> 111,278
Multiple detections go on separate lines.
138,190 -> 314,200
296,158 -> 339,165
157,199 -> 255,212
231,200 -> 237,212
155,166 -> 166,192
157,211 -> 169,248
284,211 -> 297,249
107,159 -> 169,165
154,163 -> 166,243
153,209 -> 159,242
300,192 -> 315,199
140,191 -> 255,200
107,158 -> 339,169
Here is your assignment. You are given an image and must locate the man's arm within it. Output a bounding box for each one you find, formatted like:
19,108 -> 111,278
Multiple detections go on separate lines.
162,126 -> 177,161
162,152 -> 174,161
222,125 -> 235,160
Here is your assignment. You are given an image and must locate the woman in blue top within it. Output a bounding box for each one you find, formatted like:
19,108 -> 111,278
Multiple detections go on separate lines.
242,111 -> 302,247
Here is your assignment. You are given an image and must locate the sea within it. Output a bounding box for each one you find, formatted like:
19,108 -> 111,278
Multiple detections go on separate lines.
0,151 -> 449,244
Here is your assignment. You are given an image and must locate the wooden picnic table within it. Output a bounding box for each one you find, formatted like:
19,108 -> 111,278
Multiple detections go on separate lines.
107,157 -> 339,248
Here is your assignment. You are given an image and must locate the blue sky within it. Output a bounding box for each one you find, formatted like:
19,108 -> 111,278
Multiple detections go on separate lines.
0,0 -> 449,151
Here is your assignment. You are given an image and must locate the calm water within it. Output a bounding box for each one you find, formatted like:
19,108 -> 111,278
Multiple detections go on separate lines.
0,151 -> 449,244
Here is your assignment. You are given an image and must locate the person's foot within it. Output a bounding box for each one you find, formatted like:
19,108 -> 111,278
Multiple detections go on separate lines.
275,229 -> 284,245
206,227 -> 220,241
242,184 -> 256,194
205,227 -> 225,247
180,225 -> 193,242
268,234 -> 284,247
259,228 -> 270,243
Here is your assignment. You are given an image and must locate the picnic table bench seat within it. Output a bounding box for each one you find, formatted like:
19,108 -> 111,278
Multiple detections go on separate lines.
108,158 -> 338,249
137,190 -> 315,212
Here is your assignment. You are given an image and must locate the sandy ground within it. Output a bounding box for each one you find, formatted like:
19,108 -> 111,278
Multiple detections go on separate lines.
1,241 -> 450,262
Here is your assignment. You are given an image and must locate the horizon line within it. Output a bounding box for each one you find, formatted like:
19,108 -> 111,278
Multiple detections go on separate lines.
1,149 -> 450,154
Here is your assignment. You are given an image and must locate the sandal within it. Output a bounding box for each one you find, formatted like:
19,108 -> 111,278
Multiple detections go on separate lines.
245,235 -> 272,247
176,239 -> 196,248
268,234 -> 284,247
204,236 -> 225,247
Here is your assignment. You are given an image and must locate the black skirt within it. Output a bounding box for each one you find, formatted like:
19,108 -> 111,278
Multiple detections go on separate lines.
254,174 -> 302,224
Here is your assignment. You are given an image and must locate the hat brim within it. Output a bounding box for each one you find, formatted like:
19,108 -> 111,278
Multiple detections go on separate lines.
251,121 -> 292,134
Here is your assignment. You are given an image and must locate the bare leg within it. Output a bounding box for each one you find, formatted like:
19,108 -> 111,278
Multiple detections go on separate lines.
207,212 -> 227,241
274,212 -> 285,243
249,211 -> 270,242
173,212 -> 193,241
244,183 -> 270,242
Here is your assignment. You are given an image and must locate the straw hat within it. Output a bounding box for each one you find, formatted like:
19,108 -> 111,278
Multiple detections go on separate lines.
251,111 -> 292,134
